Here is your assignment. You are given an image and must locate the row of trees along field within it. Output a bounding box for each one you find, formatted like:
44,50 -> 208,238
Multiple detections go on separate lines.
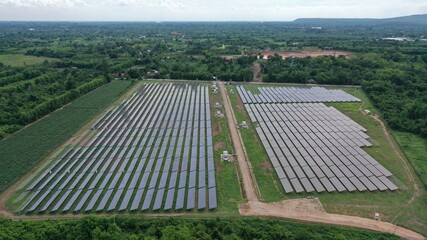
0,63 -> 111,139
0,217 -> 398,240
0,22 -> 426,140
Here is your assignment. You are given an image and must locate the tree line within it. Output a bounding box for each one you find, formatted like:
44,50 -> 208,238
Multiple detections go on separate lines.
0,217 -> 398,240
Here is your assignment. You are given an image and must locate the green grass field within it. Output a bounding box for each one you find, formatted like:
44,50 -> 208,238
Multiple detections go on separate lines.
0,80 -> 132,194
0,54 -> 59,67
393,131 -> 427,188
229,85 -> 427,236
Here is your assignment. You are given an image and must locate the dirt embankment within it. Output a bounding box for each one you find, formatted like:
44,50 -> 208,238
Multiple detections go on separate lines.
261,50 -> 352,59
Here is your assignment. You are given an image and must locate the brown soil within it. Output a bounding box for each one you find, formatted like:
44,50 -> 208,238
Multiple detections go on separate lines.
214,141 -> 225,152
261,50 -> 352,59
213,122 -> 222,137
251,63 -> 262,82
261,158 -> 272,170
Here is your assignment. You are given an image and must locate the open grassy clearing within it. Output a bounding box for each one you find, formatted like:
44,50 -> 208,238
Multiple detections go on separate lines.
0,80 -> 133,195
0,54 -> 59,67
229,84 -> 427,236
392,131 -> 427,188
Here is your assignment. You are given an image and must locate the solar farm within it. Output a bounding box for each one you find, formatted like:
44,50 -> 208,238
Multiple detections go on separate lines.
18,83 -> 217,213
237,85 -> 398,194
11,82 -> 401,217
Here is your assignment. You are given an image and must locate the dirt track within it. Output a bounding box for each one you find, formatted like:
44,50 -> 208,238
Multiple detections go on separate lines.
261,50 -> 352,59
219,83 -> 424,240
359,104 -> 420,204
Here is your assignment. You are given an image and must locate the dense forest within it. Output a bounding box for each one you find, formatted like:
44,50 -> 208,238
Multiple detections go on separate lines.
0,22 -> 426,140
0,217 -> 398,240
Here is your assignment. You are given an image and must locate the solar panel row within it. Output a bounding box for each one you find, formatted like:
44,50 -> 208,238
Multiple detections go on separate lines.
237,85 -> 361,104
235,85 -> 396,194
21,83 -> 217,213
246,102 -> 397,193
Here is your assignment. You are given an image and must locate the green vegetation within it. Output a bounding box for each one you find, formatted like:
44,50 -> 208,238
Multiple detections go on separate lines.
209,87 -> 243,214
0,54 -> 58,67
0,21 -> 425,236
230,85 -> 427,235
0,80 -> 132,193
262,53 -> 427,139
227,85 -> 286,202
0,216 -> 399,240
393,131 -> 427,188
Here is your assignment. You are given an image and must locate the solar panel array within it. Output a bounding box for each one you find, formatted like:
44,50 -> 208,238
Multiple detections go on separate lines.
237,85 -> 361,103
21,83 -> 217,213
237,86 -> 397,193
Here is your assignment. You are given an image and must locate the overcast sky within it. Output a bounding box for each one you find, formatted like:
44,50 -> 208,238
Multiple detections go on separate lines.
0,0 -> 426,21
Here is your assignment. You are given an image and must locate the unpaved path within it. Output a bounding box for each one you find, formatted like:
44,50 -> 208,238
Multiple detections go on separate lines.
359,103 -> 420,204
220,83 -> 424,240
219,83 -> 258,203
251,63 -> 262,82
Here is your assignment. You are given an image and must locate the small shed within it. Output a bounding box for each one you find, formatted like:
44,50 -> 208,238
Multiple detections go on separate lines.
239,121 -> 248,129
222,151 -> 230,161
215,111 -> 224,118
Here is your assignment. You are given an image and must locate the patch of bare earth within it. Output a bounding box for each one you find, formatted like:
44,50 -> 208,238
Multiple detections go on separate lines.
214,141 -> 225,152
213,122 -> 222,137
251,63 -> 262,82
261,50 -> 352,59
261,158 -> 272,170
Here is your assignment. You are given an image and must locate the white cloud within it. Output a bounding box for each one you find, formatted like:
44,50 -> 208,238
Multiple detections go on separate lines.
0,0 -> 89,8
0,0 -> 425,20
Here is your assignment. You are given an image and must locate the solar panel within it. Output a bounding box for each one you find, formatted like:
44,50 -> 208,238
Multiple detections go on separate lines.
290,178 -> 304,193
96,189 -> 113,211
378,176 -> 398,191
175,187 -> 185,210
153,188 -> 165,210
208,187 -> 217,209
186,188 -> 195,210
198,187 -> 206,209
119,189 -> 134,211
130,189 -> 144,211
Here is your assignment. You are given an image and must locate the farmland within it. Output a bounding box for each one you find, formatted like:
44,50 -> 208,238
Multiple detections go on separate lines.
0,80 -> 132,193
0,54 -> 58,67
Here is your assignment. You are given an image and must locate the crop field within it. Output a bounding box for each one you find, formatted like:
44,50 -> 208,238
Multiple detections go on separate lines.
0,80 -> 132,193
15,82 -> 217,214
0,54 -> 58,67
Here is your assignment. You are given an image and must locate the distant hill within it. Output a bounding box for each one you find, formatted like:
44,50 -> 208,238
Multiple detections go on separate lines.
293,14 -> 427,27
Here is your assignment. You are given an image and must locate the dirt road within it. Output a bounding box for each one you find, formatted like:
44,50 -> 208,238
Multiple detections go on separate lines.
219,83 -> 258,203
220,83 -> 424,240
251,63 -> 262,82
359,104 -> 420,204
